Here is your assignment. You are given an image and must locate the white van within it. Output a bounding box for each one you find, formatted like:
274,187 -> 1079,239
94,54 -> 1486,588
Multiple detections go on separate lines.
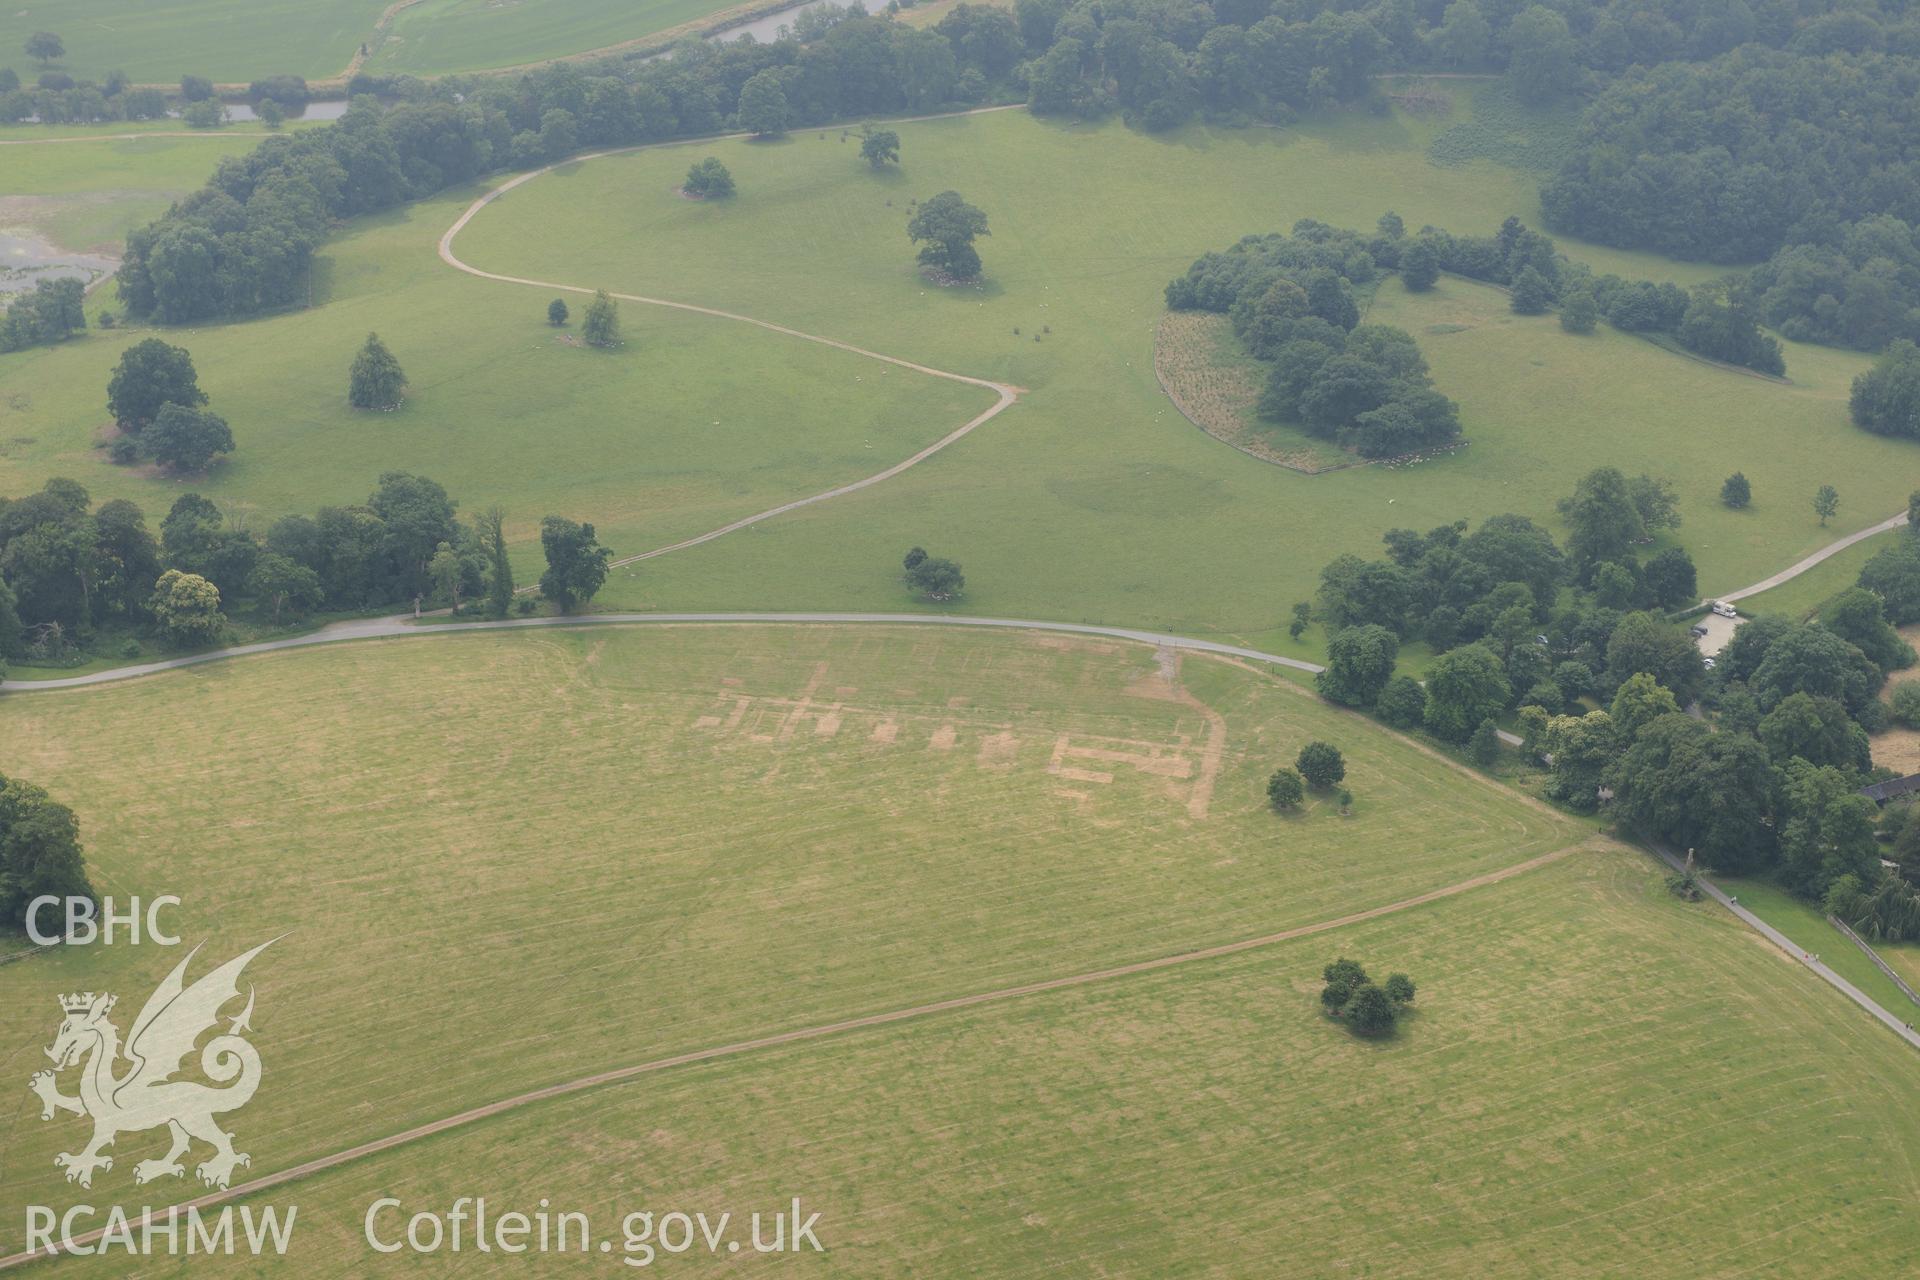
1710,601 -> 1738,618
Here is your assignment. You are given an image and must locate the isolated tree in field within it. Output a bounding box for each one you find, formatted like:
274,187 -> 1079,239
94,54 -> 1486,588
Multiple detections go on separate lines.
1510,266 -> 1555,315
25,32 -> 63,65
1384,973 -> 1415,1003
0,773 -> 93,931
861,127 -> 900,169
1559,287 -> 1598,334
548,298 -> 569,326
907,555 -> 965,601
539,516 -> 611,613
145,403 -> 234,472
348,332 -> 406,410
1295,741 -> 1346,790
1814,484 -> 1839,527
149,569 -> 225,646
581,290 -> 621,348
480,506 -> 514,617
1399,239 -> 1439,292
683,157 -> 734,198
107,338 -> 206,431
738,69 -> 791,137
1267,767 -> 1305,811
1288,600 -> 1312,640
903,546 -> 928,572
247,552 -> 321,625
1468,718 -> 1501,765
908,191 -> 990,282
1721,472 -> 1751,509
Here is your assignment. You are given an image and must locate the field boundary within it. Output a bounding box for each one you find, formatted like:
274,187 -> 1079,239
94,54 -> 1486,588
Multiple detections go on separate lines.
0,840 -> 1587,1270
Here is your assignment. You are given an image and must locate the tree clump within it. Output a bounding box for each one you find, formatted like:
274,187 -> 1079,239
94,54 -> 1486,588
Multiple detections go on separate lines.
1319,958 -> 1417,1036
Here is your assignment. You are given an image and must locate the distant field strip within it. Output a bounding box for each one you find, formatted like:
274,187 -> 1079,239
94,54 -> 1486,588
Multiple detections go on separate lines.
0,839 -> 1584,1269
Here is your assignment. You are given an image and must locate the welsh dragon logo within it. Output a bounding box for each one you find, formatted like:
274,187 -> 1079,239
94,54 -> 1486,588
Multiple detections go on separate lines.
28,940 -> 275,1191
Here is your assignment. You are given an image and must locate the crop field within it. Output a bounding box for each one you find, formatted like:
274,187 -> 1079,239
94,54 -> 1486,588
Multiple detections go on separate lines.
0,624 -> 1582,1230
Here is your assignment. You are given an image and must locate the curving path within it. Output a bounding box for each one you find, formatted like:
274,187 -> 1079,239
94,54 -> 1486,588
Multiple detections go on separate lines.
435,108 -> 1026,570
1719,510 -> 1908,604
0,840 -> 1585,1270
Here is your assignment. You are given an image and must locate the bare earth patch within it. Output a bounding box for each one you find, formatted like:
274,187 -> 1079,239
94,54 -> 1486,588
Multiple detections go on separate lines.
1152,311 -> 1353,475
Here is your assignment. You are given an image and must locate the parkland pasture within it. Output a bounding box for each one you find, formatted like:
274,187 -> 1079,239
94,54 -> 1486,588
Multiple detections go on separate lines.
450,108 -> 1891,649
5,104 -> 1902,661
0,625 -> 1579,1233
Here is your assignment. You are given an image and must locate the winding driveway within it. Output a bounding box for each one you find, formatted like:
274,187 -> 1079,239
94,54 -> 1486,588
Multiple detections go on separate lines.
434,108 -> 1025,570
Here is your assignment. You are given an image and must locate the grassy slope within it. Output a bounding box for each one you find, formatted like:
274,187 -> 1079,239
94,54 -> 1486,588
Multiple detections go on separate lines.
2,132 -> 273,253
0,0 -> 385,83
0,624 -> 1578,1224
447,108 -> 1886,653
0,188 -> 989,585
37,846 -> 1920,1277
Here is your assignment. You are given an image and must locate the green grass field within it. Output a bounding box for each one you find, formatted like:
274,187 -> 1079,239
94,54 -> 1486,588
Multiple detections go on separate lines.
0,186 -> 992,588
447,109 -> 1889,650
2,131 -> 274,254
0,0 -> 386,84
1734,528 -> 1900,621
367,0 -> 764,76
0,624 -> 1582,1231
8,104 -> 1891,663
0,0 -> 770,84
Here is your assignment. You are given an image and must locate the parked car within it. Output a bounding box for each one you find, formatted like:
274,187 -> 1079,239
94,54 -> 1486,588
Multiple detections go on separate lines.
1689,624 -> 1709,638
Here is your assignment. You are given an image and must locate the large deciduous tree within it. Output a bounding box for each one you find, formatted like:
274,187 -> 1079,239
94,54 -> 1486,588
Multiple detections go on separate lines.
1423,643 -> 1511,742
145,403 -> 234,472
539,516 -> 611,613
107,339 -> 206,431
0,773 -> 92,931
908,191 -> 990,282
